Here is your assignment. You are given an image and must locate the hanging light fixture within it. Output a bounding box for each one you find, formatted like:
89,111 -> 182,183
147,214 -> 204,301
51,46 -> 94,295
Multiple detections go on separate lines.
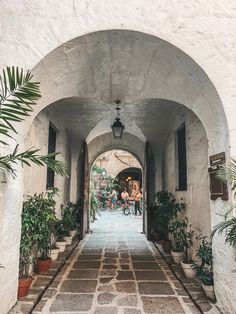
111,100 -> 125,139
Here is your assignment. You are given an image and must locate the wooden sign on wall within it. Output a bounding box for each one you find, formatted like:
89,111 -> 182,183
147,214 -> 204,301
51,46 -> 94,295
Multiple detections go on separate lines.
208,152 -> 228,201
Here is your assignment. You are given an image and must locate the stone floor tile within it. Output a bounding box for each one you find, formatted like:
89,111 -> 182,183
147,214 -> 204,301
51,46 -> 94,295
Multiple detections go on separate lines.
73,261 -> 100,269
142,296 -> 185,313
60,279 -> 97,293
78,254 -> 102,260
68,269 -> 99,278
50,294 -> 94,312
138,282 -> 175,295
134,270 -> 166,281
117,295 -> 137,306
94,307 -> 118,314
97,292 -> 117,304
116,271 -> 135,280
115,282 -> 137,293
132,262 -> 160,270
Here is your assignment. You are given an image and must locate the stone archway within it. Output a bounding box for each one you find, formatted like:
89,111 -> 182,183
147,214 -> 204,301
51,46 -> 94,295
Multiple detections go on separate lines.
0,29 -> 233,313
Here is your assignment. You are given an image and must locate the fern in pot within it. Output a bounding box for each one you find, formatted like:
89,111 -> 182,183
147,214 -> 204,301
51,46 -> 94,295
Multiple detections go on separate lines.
168,218 -> 187,264
192,237 -> 214,299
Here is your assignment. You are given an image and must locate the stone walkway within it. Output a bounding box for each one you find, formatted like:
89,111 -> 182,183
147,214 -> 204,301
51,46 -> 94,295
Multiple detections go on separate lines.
32,210 -> 201,314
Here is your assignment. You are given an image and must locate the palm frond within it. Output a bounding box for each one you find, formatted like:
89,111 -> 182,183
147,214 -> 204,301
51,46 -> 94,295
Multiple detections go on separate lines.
216,159 -> 236,186
212,217 -> 236,246
0,146 -> 68,177
0,66 -> 41,139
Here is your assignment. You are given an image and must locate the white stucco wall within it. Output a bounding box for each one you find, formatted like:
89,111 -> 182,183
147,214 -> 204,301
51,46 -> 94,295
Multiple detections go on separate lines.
24,110 -> 72,214
164,107 -> 210,241
1,1 -> 236,313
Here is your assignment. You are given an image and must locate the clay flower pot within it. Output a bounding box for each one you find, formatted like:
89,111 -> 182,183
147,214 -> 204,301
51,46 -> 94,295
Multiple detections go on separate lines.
171,250 -> 184,264
56,240 -> 67,252
65,235 -> 73,245
181,261 -> 197,279
37,258 -> 52,274
202,283 -> 215,300
49,247 -> 60,261
18,277 -> 33,298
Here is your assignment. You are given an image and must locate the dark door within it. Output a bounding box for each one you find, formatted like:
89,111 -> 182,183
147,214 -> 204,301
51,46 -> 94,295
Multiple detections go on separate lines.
144,142 -> 156,239
78,141 -> 90,239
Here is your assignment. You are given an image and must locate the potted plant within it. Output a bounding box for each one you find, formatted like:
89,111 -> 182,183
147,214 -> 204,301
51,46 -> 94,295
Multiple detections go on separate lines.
54,219 -> 68,252
180,222 -> 196,279
18,198 -> 35,298
49,243 -> 60,261
168,218 -> 187,264
31,189 -> 58,274
151,191 -> 185,252
192,237 -> 214,299
61,202 -> 78,243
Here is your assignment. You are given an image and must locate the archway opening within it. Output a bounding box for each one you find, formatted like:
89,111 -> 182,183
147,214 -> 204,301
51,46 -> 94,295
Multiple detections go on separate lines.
89,149 -> 143,233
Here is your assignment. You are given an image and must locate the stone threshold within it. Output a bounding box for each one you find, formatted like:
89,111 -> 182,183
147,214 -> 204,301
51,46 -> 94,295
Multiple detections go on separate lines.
9,237 -> 80,314
152,240 -> 222,314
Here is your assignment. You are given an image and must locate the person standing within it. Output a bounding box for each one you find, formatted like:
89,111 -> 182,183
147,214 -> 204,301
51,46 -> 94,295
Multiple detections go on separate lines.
134,189 -> 142,215
121,188 -> 129,214
111,188 -> 118,209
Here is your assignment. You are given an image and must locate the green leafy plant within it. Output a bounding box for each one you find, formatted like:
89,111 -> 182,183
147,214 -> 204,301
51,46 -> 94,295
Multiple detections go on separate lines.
169,218 -> 188,252
151,191 -> 185,239
0,66 -> 68,176
19,200 -> 36,279
61,202 -> 79,232
192,237 -> 213,285
90,191 -> 101,222
54,219 -> 70,241
24,188 -> 58,260
211,158 -> 236,247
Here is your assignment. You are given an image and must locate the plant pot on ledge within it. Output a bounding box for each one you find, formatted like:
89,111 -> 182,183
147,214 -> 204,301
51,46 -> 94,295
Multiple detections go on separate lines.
202,283 -> 215,300
37,257 -> 52,274
49,246 -> 60,261
171,250 -> 184,264
56,240 -> 67,252
181,260 -> 197,279
18,277 -> 33,298
65,235 -> 73,245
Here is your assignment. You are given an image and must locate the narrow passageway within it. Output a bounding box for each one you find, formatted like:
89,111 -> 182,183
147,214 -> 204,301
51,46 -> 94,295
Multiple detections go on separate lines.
33,211 -> 200,314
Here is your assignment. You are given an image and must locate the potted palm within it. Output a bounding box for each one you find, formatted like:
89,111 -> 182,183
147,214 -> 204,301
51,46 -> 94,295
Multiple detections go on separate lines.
168,218 -> 187,264
31,189 -> 58,274
180,222 -> 196,279
18,198 -> 35,298
192,237 -> 214,299
152,191 -> 185,252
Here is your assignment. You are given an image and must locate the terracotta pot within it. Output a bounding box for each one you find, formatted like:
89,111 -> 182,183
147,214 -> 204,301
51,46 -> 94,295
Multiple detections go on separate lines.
49,247 -> 60,261
65,235 -> 73,245
56,241 -> 67,252
181,261 -> 197,279
171,250 -> 184,264
162,239 -> 171,252
202,283 -> 215,300
18,277 -> 33,298
37,258 -> 52,274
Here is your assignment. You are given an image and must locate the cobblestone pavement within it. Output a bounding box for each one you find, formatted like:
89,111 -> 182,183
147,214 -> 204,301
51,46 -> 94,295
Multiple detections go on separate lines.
32,210 -> 201,314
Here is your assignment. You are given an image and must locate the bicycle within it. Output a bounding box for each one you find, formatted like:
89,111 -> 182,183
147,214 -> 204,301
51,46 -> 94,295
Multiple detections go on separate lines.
123,200 -> 135,215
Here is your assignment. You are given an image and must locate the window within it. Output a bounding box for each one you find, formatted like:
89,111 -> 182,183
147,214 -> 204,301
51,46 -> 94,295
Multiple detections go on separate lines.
176,124 -> 187,191
46,123 -> 56,189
